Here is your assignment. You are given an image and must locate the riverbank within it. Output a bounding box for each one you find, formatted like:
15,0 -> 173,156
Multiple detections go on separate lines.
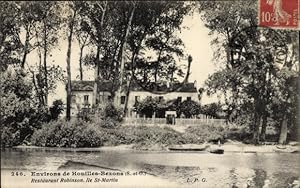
13,140 -> 299,153
97,141 -> 300,153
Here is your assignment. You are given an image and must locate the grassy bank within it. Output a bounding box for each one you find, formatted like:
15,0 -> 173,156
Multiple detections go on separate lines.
30,118 -> 255,150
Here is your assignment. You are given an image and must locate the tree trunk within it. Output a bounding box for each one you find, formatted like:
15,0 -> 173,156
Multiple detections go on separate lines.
252,99 -> 261,144
260,111 -> 267,142
123,76 -> 133,117
66,9 -> 76,121
93,3 -> 107,107
43,26 -> 48,106
79,45 -> 84,80
278,114 -> 288,145
93,46 -> 100,106
31,71 -> 43,107
21,29 -> 30,68
36,44 -> 45,106
117,5 -> 135,105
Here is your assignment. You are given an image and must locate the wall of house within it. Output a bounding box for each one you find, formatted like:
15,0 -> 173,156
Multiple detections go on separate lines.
71,90 -> 199,117
71,91 -> 93,116
71,91 -> 112,116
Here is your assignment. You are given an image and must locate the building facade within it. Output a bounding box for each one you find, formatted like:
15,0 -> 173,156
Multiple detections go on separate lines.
69,80 -> 199,117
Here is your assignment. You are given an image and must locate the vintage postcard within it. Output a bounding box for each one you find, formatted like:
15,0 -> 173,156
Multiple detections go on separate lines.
1,1 -> 299,188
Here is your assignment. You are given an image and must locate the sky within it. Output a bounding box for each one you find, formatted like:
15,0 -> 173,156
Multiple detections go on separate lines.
27,11 -> 220,105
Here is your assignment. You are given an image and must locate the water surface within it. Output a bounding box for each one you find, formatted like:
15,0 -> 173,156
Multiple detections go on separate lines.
1,148 -> 299,187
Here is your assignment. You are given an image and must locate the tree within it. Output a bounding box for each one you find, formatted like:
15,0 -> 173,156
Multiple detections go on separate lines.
0,2 -> 22,70
135,96 -> 167,118
200,1 -> 299,144
49,99 -> 64,120
116,2 -> 136,107
78,1 -> 191,116
74,5 -> 91,81
123,1 -> 191,115
178,100 -> 201,118
30,2 -> 62,106
0,67 -> 49,147
16,2 -> 43,68
65,2 -> 78,121
201,103 -> 224,119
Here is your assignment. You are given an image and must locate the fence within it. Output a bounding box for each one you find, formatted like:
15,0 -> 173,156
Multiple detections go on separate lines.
123,117 -> 227,126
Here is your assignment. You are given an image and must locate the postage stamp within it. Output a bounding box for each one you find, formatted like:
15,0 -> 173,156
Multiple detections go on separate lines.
259,0 -> 299,29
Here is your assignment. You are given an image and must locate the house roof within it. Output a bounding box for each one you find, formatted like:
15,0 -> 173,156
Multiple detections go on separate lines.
71,80 -> 113,91
71,80 -> 197,93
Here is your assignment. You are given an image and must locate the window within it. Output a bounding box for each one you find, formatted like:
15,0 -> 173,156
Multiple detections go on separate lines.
121,96 -> 126,105
84,95 -> 89,103
135,96 -> 140,103
177,97 -> 182,102
187,97 -> 191,101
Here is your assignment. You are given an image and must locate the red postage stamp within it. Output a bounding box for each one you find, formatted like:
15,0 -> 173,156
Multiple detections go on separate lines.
259,0 -> 299,29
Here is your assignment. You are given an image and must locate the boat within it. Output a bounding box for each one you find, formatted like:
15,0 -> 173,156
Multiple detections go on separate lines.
276,145 -> 286,149
168,144 -> 209,151
209,148 -> 224,154
273,147 -> 299,153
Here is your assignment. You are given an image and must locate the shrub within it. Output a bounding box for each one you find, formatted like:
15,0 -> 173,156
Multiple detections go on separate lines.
178,100 -> 201,118
201,103 -> 225,119
31,120 -> 104,148
224,126 -> 252,142
135,97 -> 167,118
183,124 -> 226,144
124,126 -> 185,145
1,127 -> 21,147
103,103 -> 123,122
49,99 -> 64,120
0,68 -> 50,147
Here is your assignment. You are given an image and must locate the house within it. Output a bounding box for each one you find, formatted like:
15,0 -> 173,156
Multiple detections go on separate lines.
69,80 -> 199,117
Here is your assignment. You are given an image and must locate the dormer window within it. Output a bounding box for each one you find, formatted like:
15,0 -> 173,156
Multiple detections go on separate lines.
159,96 -> 163,102
71,95 -> 76,104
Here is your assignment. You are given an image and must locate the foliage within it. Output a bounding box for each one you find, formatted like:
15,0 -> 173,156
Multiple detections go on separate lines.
199,1 -> 299,144
178,100 -> 201,118
98,125 -> 186,149
30,118 -> 252,149
103,103 -> 124,122
0,68 -> 49,147
134,96 -> 167,118
0,2 -> 22,70
201,103 -> 224,119
78,1 -> 192,99
49,99 -> 64,120
135,97 -> 202,118
184,125 -> 226,144
31,119 -> 104,148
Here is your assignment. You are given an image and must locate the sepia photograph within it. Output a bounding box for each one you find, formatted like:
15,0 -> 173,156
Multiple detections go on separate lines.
1,1 -> 299,187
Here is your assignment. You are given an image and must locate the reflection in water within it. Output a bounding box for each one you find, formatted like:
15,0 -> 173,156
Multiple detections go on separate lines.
253,169 -> 267,187
229,168 -> 238,187
1,148 -> 299,187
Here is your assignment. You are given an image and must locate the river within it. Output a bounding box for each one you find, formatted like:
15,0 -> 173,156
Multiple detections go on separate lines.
1,147 -> 299,187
